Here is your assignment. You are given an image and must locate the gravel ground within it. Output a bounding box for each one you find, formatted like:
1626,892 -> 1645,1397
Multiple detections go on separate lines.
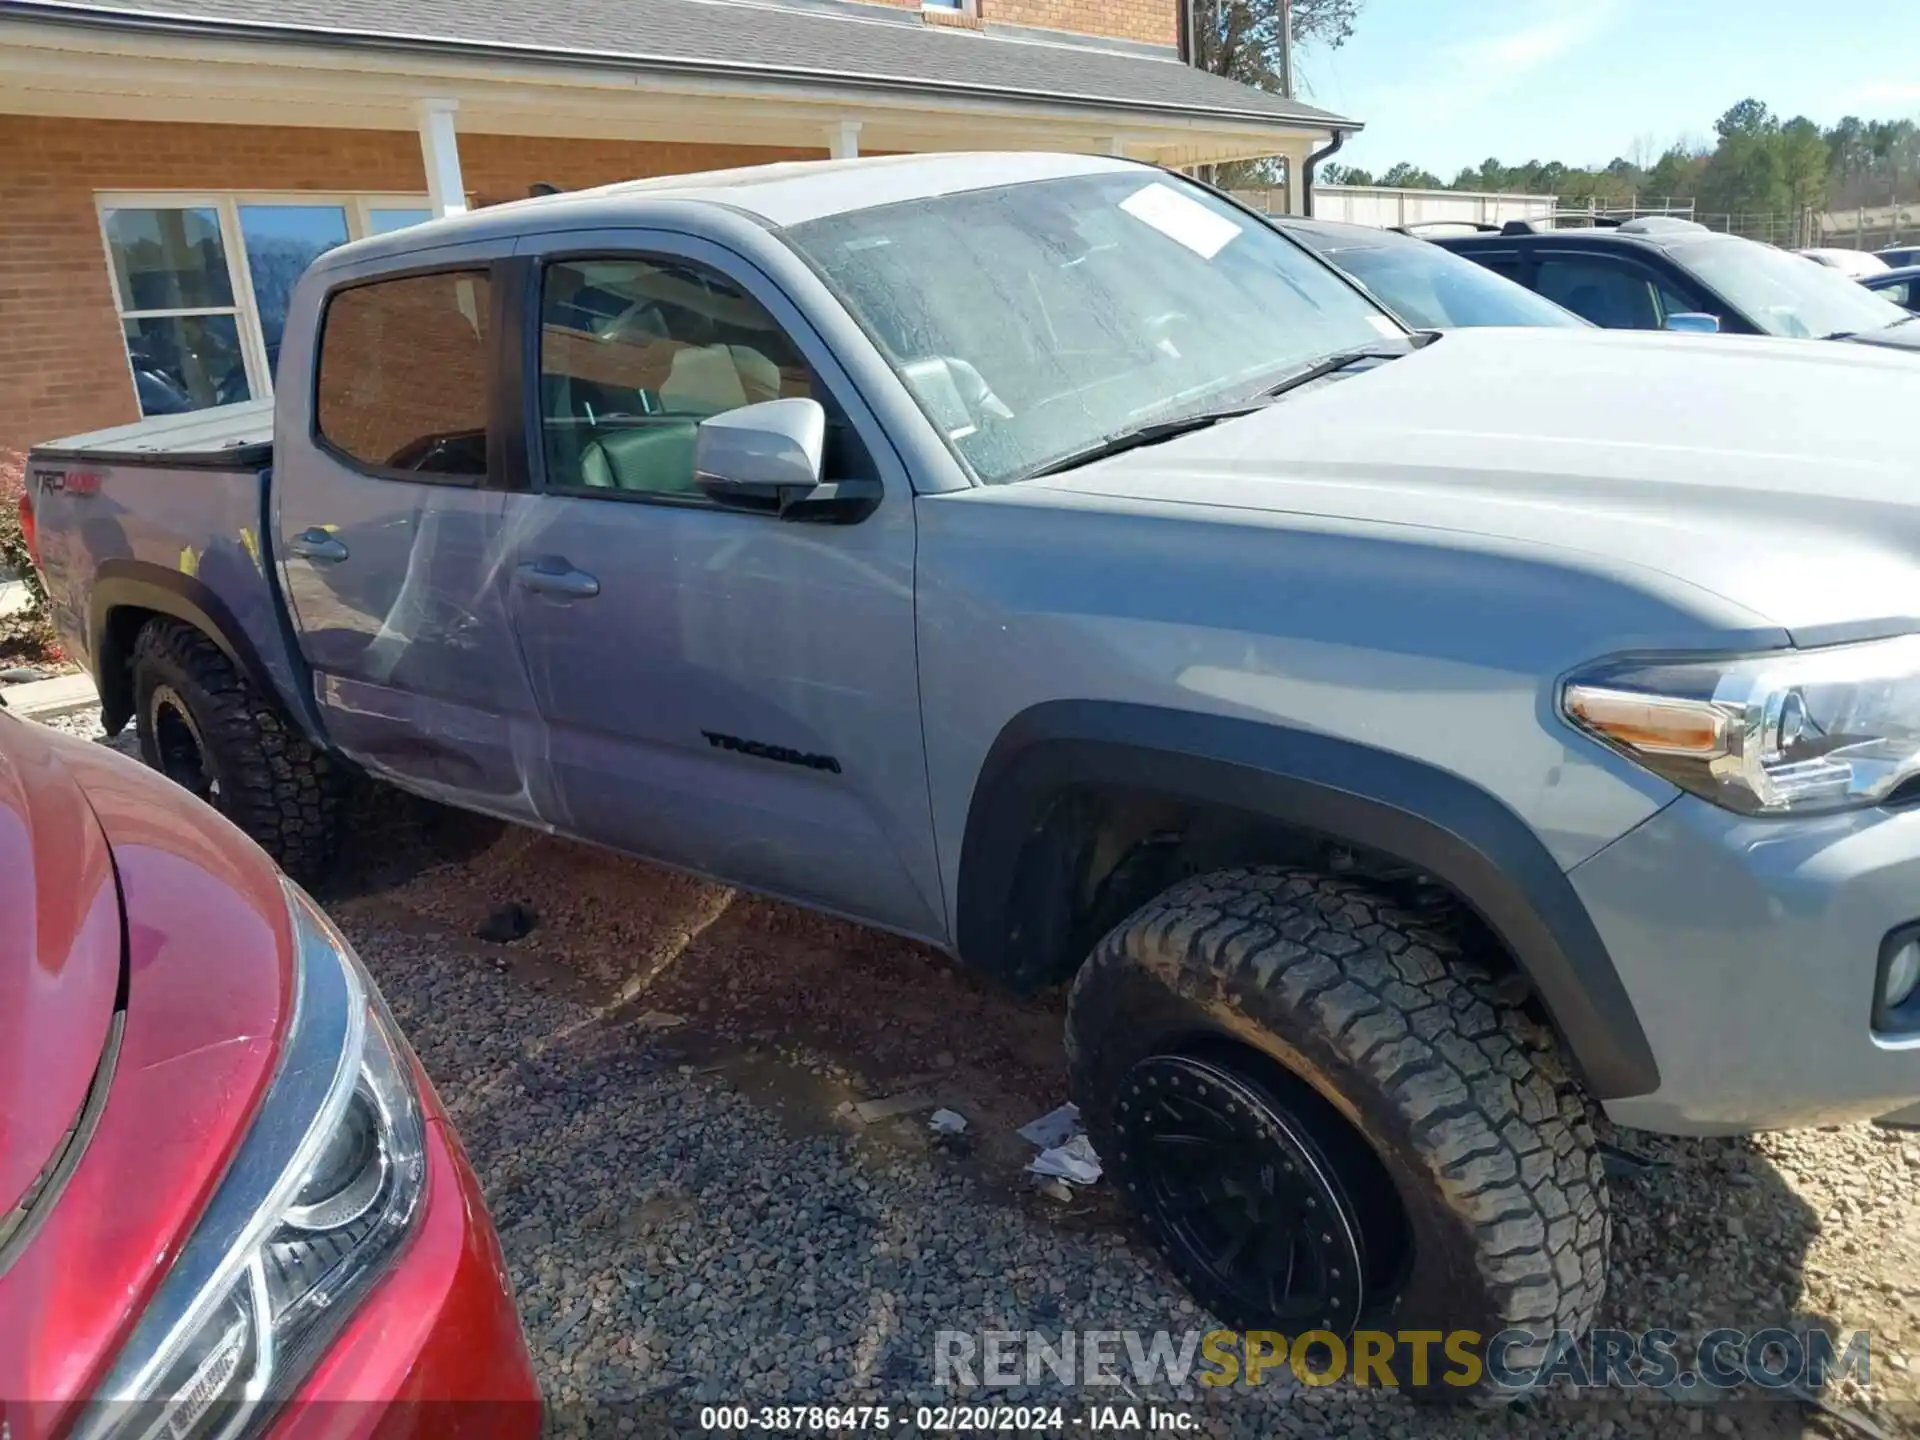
23,706 -> 1920,1438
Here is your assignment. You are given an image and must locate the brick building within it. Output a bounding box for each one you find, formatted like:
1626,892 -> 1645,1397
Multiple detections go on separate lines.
0,0 -> 1355,452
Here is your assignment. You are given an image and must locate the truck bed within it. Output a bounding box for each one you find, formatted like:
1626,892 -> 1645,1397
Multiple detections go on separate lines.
25,400 -> 314,736
28,399 -> 274,469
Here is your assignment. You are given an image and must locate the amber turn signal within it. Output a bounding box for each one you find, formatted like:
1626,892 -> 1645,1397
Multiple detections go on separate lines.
1563,685 -> 1727,757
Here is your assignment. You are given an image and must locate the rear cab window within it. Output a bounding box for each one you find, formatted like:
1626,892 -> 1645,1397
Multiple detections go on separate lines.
315,270 -> 492,478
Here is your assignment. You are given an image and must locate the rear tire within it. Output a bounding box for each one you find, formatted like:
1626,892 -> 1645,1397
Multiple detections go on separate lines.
1065,866 -> 1609,1393
131,618 -> 344,882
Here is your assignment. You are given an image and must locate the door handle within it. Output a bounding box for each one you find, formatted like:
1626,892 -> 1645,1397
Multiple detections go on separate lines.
288,527 -> 348,563
516,558 -> 600,599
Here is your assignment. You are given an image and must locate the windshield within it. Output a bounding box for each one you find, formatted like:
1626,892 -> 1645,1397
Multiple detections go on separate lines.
786,171 -> 1401,483
1677,238 -> 1910,339
1321,240 -> 1586,330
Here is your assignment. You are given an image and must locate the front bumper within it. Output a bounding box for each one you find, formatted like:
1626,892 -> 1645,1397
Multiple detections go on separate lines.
271,1117 -> 540,1438
1570,794 -> 1920,1135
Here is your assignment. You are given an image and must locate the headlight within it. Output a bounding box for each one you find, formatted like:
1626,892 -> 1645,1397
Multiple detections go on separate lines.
1563,634 -> 1920,815
72,882 -> 426,1440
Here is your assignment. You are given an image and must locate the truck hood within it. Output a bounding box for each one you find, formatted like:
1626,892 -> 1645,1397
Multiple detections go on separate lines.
0,717 -> 122,1234
1843,319 -> 1920,352
1035,327 -> 1920,642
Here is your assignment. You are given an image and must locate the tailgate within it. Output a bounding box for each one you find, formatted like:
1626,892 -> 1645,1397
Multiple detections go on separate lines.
23,401 -> 304,731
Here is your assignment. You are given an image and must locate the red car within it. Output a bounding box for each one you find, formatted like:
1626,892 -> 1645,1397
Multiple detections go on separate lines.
0,709 -> 539,1439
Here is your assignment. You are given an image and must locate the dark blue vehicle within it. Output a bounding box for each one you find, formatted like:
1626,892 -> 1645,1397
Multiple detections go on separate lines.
1862,265 -> 1920,314
1268,214 -> 1587,330
1434,217 -> 1920,352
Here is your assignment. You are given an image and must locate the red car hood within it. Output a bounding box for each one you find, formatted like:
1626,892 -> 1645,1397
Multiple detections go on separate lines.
0,716 -> 294,1426
0,717 -> 121,1226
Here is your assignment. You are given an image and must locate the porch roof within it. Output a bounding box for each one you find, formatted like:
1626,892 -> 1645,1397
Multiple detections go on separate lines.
0,0 -> 1356,132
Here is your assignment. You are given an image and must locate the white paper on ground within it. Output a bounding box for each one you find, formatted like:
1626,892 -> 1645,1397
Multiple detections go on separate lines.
1027,1133 -> 1102,1186
1118,183 -> 1243,260
1017,1102 -> 1082,1149
929,1108 -> 968,1135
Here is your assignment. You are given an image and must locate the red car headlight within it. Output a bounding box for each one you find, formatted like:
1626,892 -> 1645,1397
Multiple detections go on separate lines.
70,883 -> 428,1440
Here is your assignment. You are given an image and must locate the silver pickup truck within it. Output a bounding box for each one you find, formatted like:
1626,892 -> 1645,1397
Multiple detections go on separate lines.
23,152 -> 1920,1387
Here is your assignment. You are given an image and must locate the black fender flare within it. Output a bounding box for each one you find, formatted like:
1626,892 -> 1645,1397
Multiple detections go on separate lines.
88,560 -> 282,734
955,700 -> 1659,1101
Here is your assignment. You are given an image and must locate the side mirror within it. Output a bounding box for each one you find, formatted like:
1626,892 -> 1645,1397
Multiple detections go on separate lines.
1664,312 -> 1720,334
693,398 -> 880,524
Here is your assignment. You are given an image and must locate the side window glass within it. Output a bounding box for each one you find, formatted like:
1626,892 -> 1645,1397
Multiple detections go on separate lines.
539,257 -> 817,500
316,271 -> 491,476
1650,276 -> 1710,324
1478,256 -> 1526,284
1533,257 -> 1660,329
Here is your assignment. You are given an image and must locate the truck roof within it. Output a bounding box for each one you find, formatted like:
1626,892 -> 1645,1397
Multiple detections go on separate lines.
333,151 -> 1140,262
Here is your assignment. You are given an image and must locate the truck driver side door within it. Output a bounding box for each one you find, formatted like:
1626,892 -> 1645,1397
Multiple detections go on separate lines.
500,230 -> 944,940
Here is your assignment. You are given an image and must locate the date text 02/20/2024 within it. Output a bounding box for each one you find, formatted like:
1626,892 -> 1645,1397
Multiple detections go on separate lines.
697,1405 -> 1198,1431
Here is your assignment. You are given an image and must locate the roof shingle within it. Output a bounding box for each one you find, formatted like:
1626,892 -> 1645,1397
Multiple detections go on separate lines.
6,0 -> 1356,128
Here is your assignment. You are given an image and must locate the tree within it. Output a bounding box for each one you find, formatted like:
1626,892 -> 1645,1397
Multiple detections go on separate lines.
1327,97 -> 1915,219
1194,0 -> 1366,188
1715,97 -> 1775,141
1699,99 -> 1786,219
1778,116 -> 1832,225
1380,161 -> 1443,189
1193,0 -> 1364,96
1645,145 -> 1708,203
1319,163 -> 1374,185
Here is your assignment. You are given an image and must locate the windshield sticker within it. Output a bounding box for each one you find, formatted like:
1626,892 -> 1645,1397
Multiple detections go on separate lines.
1119,183 -> 1243,259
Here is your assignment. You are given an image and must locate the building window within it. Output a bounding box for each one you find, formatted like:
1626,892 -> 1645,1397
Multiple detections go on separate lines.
97,192 -> 437,419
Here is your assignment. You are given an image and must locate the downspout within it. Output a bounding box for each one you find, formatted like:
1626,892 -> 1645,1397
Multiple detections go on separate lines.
1301,128 -> 1348,217
1176,0 -> 1193,64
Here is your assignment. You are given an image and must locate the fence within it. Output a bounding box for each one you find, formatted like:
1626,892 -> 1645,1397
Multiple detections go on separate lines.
1254,182 -> 1886,252
1298,184 -> 1558,229
1815,202 -> 1920,252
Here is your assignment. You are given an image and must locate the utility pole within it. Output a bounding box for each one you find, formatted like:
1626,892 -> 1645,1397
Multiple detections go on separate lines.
1278,0 -> 1294,98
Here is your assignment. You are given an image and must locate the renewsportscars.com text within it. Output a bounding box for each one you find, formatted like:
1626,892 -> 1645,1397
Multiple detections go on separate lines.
934,1327 -> 1872,1392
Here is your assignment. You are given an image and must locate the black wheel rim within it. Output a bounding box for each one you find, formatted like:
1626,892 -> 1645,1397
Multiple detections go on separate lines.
150,685 -> 219,803
1112,1055 -> 1368,1335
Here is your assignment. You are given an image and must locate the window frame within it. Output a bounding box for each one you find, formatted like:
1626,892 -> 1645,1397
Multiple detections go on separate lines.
523,246 -> 846,512
95,189 -> 438,419
309,259 -> 506,488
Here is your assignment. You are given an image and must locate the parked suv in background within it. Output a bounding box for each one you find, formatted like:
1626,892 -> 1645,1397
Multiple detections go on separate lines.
1435,217 -> 1920,351
1863,265 -> 1920,313
1269,215 -> 1588,331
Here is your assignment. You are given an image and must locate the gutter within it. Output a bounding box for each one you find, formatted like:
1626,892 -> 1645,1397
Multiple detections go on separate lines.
0,0 -> 1361,132
1301,127 -> 1349,217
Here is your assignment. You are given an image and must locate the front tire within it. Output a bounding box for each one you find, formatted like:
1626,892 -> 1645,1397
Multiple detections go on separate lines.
1065,866 -> 1608,1390
132,619 -> 344,882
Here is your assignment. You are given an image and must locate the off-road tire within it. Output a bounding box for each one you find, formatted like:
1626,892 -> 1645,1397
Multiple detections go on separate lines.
131,618 -> 345,882
1066,866 -> 1609,1390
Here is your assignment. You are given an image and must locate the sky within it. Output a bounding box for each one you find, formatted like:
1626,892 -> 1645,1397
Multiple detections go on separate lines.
1307,0 -> 1920,180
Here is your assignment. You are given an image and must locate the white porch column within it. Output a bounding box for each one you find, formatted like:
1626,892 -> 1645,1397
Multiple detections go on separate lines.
415,99 -> 468,218
825,120 -> 863,160
1107,137 -> 1131,158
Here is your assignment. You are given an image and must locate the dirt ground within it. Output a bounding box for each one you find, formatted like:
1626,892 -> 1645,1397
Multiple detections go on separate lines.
315,813 -> 1920,1439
